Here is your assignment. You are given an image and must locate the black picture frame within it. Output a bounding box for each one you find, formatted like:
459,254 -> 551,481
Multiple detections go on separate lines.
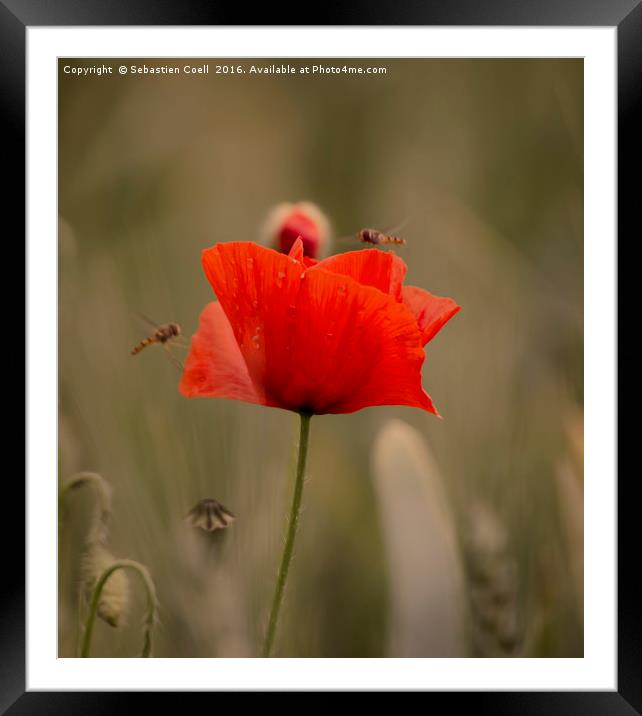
7,0 -> 639,711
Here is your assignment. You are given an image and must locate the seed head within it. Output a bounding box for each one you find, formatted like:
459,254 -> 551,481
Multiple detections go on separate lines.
186,498 -> 236,533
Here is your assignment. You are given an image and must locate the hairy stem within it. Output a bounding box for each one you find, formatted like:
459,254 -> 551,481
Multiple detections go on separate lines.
80,559 -> 158,658
262,412 -> 312,657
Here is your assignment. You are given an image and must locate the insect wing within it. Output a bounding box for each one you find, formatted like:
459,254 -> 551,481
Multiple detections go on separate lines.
136,311 -> 163,331
382,216 -> 411,236
162,342 -> 187,373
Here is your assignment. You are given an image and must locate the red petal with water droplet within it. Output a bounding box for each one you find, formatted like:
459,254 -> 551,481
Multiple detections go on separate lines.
314,249 -> 407,301
179,301 -> 264,404
182,242 -> 440,415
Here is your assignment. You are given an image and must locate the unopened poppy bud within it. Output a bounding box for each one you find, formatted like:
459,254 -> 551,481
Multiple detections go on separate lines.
261,201 -> 330,259
82,543 -> 130,628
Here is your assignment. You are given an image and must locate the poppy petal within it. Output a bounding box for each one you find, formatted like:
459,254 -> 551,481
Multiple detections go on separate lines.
293,268 -> 437,414
286,237 -> 318,268
201,242 -> 305,407
314,249 -> 407,301
179,301 -> 264,404
202,242 -> 437,415
288,237 -> 305,263
403,286 -> 461,345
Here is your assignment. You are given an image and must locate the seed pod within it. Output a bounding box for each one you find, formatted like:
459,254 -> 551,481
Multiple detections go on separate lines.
186,498 -> 236,533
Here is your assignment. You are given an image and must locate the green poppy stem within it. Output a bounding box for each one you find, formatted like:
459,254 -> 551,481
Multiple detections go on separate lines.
262,412 -> 312,657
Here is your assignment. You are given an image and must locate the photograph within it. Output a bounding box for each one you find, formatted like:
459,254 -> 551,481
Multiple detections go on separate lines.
57,56 -> 584,660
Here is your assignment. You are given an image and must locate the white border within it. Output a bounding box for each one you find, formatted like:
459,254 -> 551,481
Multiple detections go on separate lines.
27,27 -> 616,691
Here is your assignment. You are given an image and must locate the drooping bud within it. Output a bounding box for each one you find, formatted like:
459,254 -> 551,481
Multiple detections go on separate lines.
59,472 -> 112,544
261,201 -> 330,259
82,543 -> 130,628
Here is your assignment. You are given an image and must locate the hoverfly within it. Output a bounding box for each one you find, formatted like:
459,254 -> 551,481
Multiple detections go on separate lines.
336,218 -> 410,249
186,498 -> 236,533
357,228 -> 406,246
131,313 -> 186,370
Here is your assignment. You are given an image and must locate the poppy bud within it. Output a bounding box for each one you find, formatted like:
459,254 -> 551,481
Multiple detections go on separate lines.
261,201 -> 330,259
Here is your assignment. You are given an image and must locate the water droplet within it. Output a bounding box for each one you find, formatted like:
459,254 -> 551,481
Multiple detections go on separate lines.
337,284 -> 347,296
251,334 -> 260,349
246,257 -> 254,265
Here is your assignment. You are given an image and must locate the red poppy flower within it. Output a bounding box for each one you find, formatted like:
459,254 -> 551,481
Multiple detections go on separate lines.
179,239 -> 459,416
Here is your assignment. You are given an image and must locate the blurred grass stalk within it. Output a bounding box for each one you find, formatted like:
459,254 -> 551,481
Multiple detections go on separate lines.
555,413 -> 584,621
464,502 -> 523,656
372,419 -> 466,657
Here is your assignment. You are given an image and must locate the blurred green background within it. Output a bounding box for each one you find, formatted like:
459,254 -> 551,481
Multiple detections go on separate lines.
58,58 -> 583,658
